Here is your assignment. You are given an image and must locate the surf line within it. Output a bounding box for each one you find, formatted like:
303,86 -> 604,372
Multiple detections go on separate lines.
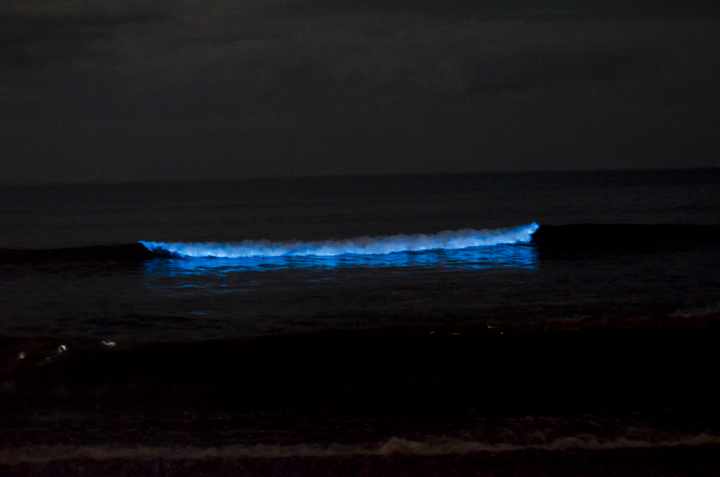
140,223 -> 539,259
2,433 -> 719,464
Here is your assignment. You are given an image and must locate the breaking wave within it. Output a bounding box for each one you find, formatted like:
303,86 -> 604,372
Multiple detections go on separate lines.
4,223 -> 719,264
139,223 -> 539,259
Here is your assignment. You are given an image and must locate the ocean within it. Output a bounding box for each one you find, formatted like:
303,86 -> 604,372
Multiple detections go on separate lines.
1,169 -> 719,475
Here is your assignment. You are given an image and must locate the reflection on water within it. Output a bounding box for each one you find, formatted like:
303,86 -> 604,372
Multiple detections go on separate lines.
143,243 -> 538,277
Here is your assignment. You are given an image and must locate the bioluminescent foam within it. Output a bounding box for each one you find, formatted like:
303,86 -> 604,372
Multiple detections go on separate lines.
143,242 -> 538,276
140,223 -> 539,259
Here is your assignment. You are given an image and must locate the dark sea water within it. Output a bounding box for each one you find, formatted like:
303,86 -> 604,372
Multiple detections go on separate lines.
1,169 -> 719,475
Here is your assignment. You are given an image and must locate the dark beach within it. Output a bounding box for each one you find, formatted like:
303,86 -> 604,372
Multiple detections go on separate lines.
2,313 -> 719,475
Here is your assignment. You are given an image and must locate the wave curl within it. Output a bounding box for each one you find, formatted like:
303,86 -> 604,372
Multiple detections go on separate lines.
140,223 -> 539,259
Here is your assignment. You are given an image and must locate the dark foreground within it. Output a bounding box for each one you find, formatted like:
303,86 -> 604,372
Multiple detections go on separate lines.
1,314 -> 719,476
3,445 -> 720,477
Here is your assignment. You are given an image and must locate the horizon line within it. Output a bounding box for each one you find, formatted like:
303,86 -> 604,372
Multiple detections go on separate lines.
1,165 -> 718,188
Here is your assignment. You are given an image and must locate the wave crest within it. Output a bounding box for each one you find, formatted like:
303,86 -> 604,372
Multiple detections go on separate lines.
140,223 -> 539,259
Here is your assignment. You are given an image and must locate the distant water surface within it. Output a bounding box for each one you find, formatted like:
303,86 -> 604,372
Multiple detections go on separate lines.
1,169 -> 719,341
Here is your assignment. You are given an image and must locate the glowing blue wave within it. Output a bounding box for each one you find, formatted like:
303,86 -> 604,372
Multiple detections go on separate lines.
142,243 -> 538,277
140,223 -> 539,259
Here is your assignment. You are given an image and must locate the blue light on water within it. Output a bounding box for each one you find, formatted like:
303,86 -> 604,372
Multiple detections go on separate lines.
141,223 -> 538,258
140,223 -> 539,276
144,243 -> 538,277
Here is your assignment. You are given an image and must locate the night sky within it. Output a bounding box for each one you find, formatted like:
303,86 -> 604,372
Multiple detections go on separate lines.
1,0 -> 719,185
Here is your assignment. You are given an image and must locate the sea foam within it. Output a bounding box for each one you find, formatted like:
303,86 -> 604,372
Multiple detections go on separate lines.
140,223 -> 539,259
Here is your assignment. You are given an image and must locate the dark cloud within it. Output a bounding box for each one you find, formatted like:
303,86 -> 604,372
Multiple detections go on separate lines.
274,0 -> 720,20
465,49 -> 662,93
1,1 -> 719,184
0,6 -> 169,68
